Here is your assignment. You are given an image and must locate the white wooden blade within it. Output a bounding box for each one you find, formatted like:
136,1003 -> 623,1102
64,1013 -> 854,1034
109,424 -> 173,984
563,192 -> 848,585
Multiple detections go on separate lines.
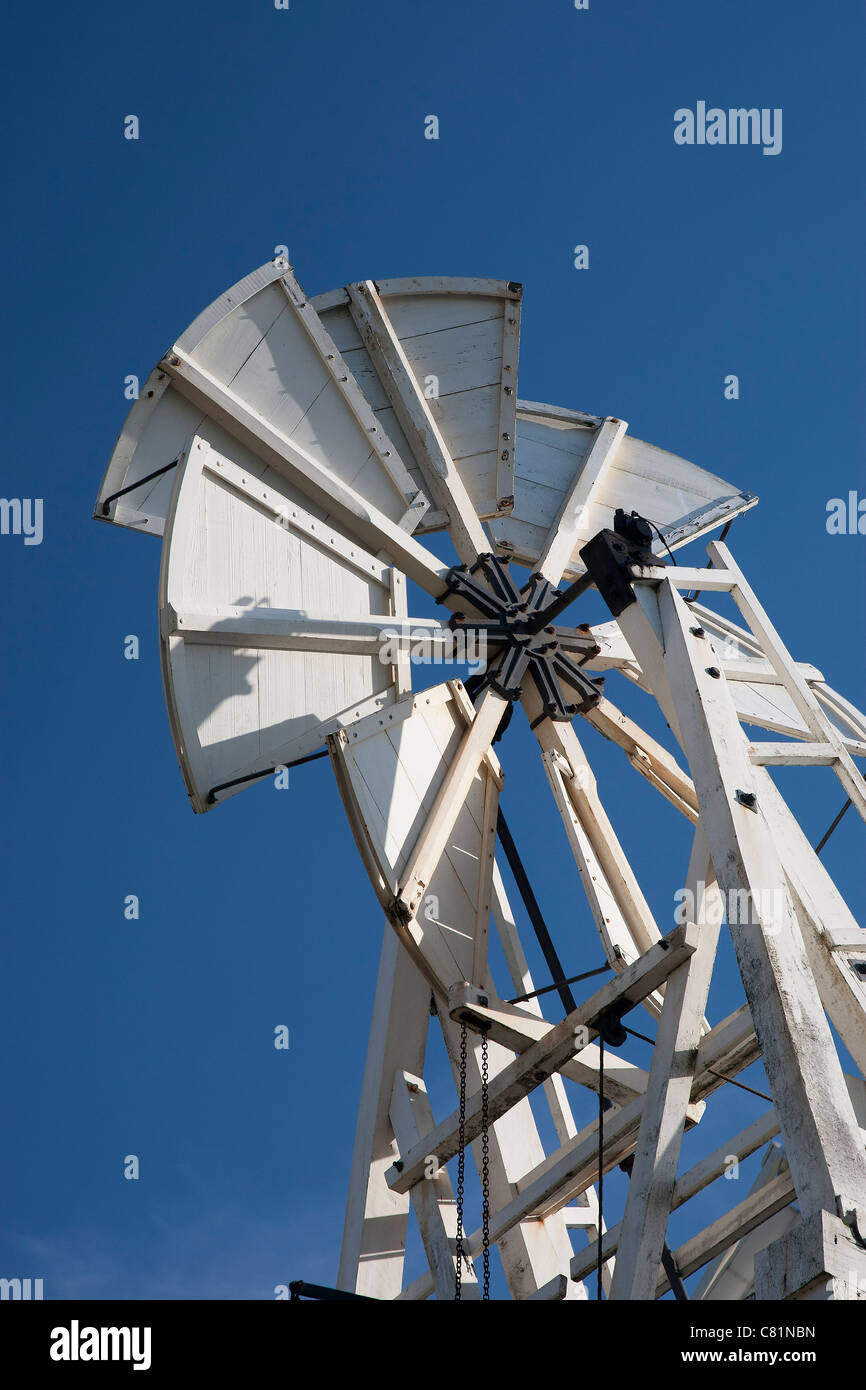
316,276 -> 522,527
96,265 -> 523,544
328,680 -> 503,995
96,259 -> 426,535
490,402 -> 756,579
159,435 -> 404,813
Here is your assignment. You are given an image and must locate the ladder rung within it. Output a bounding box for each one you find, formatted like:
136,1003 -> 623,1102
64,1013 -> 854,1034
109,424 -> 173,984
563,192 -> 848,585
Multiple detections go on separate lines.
748,742 -> 837,766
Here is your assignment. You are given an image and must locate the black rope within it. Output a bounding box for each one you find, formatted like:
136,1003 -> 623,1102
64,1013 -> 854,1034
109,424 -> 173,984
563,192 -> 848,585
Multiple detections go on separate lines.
206,748 -> 328,803
101,457 -> 180,514
496,809 -> 579,1014
814,798 -> 852,854
508,963 -> 611,1006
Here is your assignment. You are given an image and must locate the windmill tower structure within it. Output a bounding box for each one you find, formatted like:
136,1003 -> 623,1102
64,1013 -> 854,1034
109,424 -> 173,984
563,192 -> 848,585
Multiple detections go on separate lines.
95,258 -> 866,1301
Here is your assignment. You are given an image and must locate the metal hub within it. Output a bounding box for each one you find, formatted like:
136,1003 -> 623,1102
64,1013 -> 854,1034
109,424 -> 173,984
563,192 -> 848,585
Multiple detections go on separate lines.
438,553 -> 604,721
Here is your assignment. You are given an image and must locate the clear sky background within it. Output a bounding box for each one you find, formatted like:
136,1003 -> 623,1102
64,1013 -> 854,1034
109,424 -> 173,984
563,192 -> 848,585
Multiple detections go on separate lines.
1,0 -> 864,1300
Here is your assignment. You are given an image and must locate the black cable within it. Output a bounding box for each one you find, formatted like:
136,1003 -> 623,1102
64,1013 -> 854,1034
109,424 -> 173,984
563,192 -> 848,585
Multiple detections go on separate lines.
206,748 -> 329,803
661,1246 -> 690,1301
101,457 -> 180,513
496,809 -> 580,1015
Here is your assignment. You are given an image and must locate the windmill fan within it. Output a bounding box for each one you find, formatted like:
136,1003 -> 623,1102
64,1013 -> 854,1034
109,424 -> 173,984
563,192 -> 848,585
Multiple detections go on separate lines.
95,258 -> 866,1301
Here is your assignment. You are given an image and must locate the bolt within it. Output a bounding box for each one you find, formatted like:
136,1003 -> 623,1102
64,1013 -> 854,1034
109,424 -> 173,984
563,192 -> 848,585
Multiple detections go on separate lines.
706,666 -> 721,679
735,789 -> 758,810
690,626 -> 705,637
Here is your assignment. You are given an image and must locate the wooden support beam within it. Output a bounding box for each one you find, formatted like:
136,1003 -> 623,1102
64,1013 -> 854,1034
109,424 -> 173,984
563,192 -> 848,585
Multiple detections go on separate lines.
611,569 -> 866,1220
434,1005 -> 584,1300
471,771 -> 498,986
709,538 -> 866,820
524,687 -> 664,996
584,696 -> 699,821
570,1107 -> 781,1281
397,688 -> 510,920
168,608 -> 451,656
655,1172 -> 796,1296
401,1005 -> 762,1298
390,1071 -> 480,1299
337,924 -> 432,1297
608,831 -> 723,1299
536,417 -> 627,585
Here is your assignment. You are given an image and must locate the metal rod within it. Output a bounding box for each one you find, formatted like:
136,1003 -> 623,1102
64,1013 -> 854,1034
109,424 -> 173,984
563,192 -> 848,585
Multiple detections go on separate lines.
206,748 -> 329,804
289,1280 -> 377,1301
528,571 -> 594,632
496,808 -> 579,1014
705,1067 -> 772,1103
508,963 -> 610,1006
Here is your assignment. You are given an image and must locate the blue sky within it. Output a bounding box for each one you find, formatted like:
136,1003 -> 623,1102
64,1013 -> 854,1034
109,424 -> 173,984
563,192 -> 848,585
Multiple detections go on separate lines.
1,0 -> 864,1300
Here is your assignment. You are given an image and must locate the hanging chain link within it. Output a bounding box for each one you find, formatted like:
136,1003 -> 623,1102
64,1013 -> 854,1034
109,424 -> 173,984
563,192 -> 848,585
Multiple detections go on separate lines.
480,1031 -> 491,1299
454,1021 -> 467,1300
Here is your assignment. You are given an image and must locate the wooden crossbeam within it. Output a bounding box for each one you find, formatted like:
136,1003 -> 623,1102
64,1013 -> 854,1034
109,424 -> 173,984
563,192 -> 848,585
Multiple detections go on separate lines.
387,923 -> 698,1196
709,538 -> 866,819
609,832 -> 723,1299
345,280 -> 490,564
536,417 -> 628,585
610,565 -> 866,1221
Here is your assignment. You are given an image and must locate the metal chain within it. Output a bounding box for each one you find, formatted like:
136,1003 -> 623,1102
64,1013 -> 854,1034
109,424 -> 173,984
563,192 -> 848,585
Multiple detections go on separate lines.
481,1032 -> 491,1299
454,1022 -> 467,1300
